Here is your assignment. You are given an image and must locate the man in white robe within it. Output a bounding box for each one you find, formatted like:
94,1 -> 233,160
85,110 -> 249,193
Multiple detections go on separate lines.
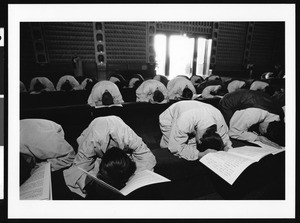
218,89 -> 285,148
63,115 -> 156,197
159,100 -> 232,161
250,80 -> 269,91
56,75 -> 80,91
227,80 -> 246,93
167,76 -> 196,100
29,77 -> 56,93
87,80 -> 124,107
229,107 -> 282,149
201,85 -> 222,98
136,79 -> 169,103
20,119 -> 76,172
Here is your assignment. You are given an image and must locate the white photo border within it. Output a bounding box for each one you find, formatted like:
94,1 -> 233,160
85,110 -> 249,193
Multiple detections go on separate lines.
8,4 -> 296,219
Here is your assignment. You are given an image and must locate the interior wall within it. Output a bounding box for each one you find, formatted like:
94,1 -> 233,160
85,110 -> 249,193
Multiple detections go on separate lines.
20,21 -> 285,86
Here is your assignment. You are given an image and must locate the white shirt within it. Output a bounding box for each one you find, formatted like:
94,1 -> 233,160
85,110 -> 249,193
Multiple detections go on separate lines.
128,78 -> 140,88
167,77 -> 196,100
63,116 -> 156,197
109,76 -> 121,84
159,101 -> 232,161
20,119 -> 76,171
207,75 -> 220,81
56,75 -> 80,91
227,80 -> 245,93
190,75 -> 203,85
250,81 -> 269,91
136,79 -> 168,103
201,85 -> 222,98
229,107 -> 280,142
29,77 -> 56,92
87,80 -> 124,106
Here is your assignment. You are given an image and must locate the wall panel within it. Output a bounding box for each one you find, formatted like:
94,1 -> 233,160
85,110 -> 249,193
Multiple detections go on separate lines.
43,22 -> 95,63
248,22 -> 281,69
216,22 -> 248,69
104,22 -> 147,64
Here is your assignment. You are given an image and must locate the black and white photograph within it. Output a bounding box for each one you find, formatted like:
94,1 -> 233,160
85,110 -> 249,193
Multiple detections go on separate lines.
6,3 -> 296,220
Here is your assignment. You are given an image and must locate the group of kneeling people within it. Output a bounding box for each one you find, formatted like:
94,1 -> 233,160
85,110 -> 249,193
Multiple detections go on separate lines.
20,89 -> 285,198
22,72 -> 280,108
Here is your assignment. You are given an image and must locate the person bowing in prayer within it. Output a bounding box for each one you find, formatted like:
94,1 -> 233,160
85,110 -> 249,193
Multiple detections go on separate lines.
218,89 -> 285,148
63,115 -> 156,198
159,100 -> 232,161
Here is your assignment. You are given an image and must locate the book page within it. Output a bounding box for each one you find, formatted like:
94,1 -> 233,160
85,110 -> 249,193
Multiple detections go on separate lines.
79,167 -> 170,196
120,170 -> 170,196
20,162 -> 52,200
228,146 -> 273,162
252,141 -> 285,155
200,151 -> 256,185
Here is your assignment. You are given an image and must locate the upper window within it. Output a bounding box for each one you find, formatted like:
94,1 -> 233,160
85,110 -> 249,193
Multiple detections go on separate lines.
154,34 -> 212,79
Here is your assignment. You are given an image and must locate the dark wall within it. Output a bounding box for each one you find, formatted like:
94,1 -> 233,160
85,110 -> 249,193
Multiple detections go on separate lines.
20,22 -> 285,87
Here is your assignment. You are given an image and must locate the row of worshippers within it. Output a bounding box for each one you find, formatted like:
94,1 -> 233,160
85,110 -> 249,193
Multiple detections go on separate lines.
19,73 -> 145,94
20,88 -> 285,199
20,75 -> 96,94
20,72 -> 284,112
87,73 -> 284,109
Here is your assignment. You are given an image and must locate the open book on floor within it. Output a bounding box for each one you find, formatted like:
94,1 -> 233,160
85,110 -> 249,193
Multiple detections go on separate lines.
199,142 -> 285,185
20,162 -> 52,200
79,167 -> 170,196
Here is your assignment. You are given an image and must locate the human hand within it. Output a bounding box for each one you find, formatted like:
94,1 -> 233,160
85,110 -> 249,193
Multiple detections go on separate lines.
223,145 -> 231,152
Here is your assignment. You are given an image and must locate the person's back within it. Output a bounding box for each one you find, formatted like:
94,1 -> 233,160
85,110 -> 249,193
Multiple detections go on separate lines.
56,75 -> 80,91
167,77 -> 196,100
128,74 -> 144,89
159,100 -> 231,160
87,80 -> 124,106
136,79 -> 168,103
227,80 -> 246,93
250,80 -> 269,91
20,119 -> 76,171
218,89 -> 284,125
63,115 -> 156,197
201,85 -> 222,98
29,77 -> 55,93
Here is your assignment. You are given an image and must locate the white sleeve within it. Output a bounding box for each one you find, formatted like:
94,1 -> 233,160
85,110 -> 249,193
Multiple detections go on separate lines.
56,77 -> 64,91
168,120 -> 200,161
229,109 -> 262,142
135,83 -> 148,102
111,85 -> 124,104
215,112 -> 232,148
